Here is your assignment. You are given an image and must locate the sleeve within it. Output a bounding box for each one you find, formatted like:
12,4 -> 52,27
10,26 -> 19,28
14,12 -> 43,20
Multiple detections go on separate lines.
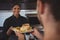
2,19 -> 10,40
3,19 -> 10,33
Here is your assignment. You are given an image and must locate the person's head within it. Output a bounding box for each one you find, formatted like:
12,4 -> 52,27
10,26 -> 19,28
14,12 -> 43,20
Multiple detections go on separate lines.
12,3 -> 21,16
37,0 -> 60,25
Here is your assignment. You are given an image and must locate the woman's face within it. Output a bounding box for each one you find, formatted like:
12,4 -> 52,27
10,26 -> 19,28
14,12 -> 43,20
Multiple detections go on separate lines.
12,5 -> 20,15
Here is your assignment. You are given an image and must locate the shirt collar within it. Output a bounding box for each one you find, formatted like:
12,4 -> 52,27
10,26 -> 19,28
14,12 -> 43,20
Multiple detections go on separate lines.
12,14 -> 21,19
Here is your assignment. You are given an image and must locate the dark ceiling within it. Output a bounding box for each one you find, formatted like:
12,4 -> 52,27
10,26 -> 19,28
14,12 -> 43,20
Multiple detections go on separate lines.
0,0 -> 23,3
0,0 -> 37,10
0,0 -> 37,3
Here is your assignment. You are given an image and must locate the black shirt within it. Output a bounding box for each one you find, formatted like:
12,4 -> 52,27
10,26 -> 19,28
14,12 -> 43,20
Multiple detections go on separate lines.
2,15 -> 28,40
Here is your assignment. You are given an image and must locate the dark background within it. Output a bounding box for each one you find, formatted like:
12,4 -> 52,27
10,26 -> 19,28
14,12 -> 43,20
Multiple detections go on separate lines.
0,0 -> 37,10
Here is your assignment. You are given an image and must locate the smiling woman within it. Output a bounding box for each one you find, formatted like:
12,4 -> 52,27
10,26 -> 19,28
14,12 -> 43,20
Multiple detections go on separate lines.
0,10 -> 37,27
0,0 -> 37,40
1,3 -> 29,40
0,10 -> 25,27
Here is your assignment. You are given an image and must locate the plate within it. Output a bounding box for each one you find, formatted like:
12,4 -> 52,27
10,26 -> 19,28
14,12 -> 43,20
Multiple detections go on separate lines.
12,27 -> 33,33
20,29 -> 33,33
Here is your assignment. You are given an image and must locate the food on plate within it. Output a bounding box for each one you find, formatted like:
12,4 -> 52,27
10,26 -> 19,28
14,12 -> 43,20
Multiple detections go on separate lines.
12,27 -> 20,32
20,24 -> 30,31
12,24 -> 32,33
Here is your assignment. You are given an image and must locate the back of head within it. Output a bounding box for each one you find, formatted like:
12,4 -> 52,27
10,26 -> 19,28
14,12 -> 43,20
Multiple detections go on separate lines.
40,0 -> 60,21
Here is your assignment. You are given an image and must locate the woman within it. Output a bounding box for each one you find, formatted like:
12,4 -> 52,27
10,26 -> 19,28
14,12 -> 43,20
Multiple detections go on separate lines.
2,3 -> 28,40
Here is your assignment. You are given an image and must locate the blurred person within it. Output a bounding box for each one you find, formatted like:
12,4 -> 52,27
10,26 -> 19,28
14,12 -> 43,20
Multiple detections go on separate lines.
33,0 -> 60,40
2,3 -> 28,40
15,0 -> 60,40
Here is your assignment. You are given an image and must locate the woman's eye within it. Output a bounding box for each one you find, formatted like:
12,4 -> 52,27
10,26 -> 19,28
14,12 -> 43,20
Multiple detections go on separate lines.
14,8 -> 16,9
18,8 -> 20,9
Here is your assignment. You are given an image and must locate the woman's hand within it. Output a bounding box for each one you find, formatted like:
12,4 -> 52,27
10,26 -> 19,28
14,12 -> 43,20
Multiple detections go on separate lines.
15,31 -> 24,40
7,26 -> 13,36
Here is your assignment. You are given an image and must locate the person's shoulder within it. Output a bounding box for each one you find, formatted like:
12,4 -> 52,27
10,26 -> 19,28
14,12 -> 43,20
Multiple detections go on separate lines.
4,16 -> 13,22
20,16 -> 29,23
20,16 -> 27,19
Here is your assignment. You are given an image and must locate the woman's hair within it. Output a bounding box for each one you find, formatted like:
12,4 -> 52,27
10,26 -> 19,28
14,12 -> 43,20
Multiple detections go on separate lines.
12,3 -> 21,8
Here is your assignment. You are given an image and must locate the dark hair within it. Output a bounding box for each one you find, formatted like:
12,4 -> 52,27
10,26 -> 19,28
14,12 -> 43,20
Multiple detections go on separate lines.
40,0 -> 60,21
12,3 -> 21,8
